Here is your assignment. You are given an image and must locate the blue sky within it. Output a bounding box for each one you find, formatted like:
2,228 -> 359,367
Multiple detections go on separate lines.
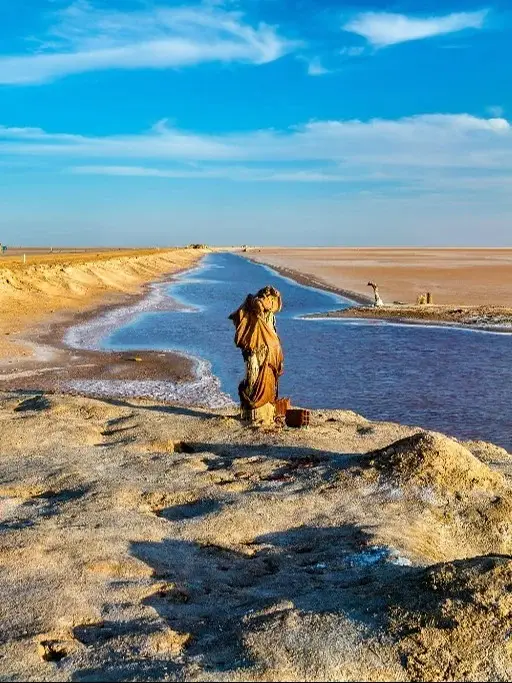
0,0 -> 511,246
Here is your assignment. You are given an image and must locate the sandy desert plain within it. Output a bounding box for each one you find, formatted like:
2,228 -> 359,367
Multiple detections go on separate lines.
1,246 -> 512,682
250,247 -> 512,329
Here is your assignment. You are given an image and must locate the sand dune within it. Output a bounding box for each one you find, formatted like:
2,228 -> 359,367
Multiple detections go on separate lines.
0,248 -> 201,359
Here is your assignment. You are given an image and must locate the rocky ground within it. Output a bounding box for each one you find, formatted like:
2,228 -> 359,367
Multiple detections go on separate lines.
1,391 -> 511,681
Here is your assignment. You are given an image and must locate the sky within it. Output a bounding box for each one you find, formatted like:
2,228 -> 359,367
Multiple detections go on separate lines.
0,0 -> 511,246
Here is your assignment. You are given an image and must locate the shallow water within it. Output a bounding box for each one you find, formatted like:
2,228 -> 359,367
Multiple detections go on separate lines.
103,252 -> 512,450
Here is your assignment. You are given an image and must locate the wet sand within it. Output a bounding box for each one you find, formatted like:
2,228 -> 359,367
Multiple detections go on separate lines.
0,248 -> 206,399
0,298 -> 196,398
0,248 -> 202,359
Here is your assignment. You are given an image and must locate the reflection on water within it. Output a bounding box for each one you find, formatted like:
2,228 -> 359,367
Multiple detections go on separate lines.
105,252 -> 512,450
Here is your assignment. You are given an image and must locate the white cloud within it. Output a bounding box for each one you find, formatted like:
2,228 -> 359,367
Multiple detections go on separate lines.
2,113 -> 511,196
0,1 -> 298,85
71,164 -> 232,179
70,165 -> 370,182
1,113 -> 509,164
304,56 -> 330,76
343,10 -> 488,47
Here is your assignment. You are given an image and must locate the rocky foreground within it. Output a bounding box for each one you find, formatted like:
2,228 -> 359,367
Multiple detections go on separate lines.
1,392 -> 512,681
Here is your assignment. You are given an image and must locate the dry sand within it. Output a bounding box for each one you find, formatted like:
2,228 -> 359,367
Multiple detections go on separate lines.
0,248 -> 202,360
1,392 -> 512,681
250,248 -> 512,306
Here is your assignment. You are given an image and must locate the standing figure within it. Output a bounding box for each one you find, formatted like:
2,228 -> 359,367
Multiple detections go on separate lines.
367,281 -> 384,307
229,286 -> 284,425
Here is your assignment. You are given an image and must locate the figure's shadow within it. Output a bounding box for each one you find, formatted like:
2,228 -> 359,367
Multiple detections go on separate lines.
130,523 -> 420,674
186,440 -> 354,462
101,397 -> 226,420
180,442 -> 360,490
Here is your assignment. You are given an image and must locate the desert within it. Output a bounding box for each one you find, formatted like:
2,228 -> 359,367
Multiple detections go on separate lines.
250,248 -> 512,306
1,247 -> 512,681
250,248 -> 512,331
3,0 -> 512,678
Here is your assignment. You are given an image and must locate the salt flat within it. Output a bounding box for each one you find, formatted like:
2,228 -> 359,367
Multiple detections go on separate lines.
251,248 -> 512,306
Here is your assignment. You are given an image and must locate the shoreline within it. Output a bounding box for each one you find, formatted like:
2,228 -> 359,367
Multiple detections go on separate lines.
304,305 -> 512,334
248,247 -> 512,307
0,256 -> 234,407
245,256 -> 373,305
3,248 -> 511,416
247,256 -> 512,334
3,251 -> 511,411
0,248 -> 203,359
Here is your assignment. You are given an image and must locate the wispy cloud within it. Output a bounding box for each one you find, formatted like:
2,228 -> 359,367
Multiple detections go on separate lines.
339,46 -> 365,57
343,10 -> 489,47
2,113 -> 509,167
303,56 -> 330,76
70,165 -> 372,182
71,164 -> 228,179
3,113 -> 511,198
0,0 -> 299,85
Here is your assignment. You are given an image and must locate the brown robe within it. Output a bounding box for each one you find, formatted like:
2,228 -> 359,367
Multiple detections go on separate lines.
229,290 -> 284,410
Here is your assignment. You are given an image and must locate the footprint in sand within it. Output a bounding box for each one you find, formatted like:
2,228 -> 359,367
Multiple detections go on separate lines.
36,632 -> 79,662
115,487 -> 224,522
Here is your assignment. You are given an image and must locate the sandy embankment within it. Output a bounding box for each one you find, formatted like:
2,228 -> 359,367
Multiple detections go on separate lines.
250,248 -> 512,328
0,248 -> 202,360
0,248 -> 208,395
1,392 -> 512,681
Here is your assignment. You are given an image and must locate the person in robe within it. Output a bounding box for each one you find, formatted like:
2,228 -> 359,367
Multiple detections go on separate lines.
229,286 -> 284,425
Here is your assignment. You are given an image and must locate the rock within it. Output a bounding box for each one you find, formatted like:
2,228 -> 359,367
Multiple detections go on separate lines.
37,639 -> 69,662
148,629 -> 192,656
